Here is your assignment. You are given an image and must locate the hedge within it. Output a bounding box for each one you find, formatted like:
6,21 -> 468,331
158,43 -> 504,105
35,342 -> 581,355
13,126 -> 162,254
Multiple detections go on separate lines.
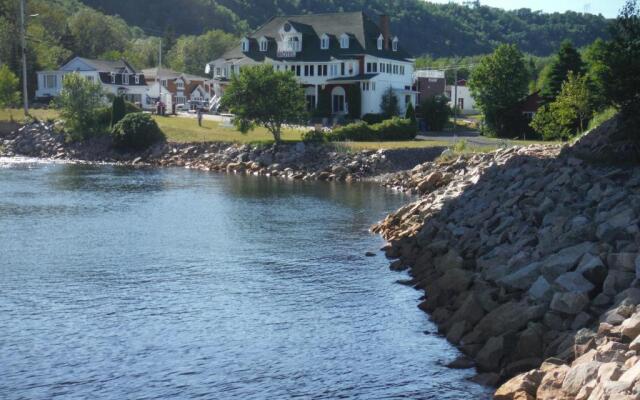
111,112 -> 166,150
327,117 -> 417,142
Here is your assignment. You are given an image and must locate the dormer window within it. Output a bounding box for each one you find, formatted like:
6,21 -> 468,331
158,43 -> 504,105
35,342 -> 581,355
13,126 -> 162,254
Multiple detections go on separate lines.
241,38 -> 250,52
259,37 -> 268,52
176,79 -> 184,89
340,33 -> 349,49
110,73 -> 115,83
287,36 -> 301,52
377,34 -> 384,50
320,34 -> 329,50
392,36 -> 399,52
123,74 -> 129,85
134,74 -> 140,84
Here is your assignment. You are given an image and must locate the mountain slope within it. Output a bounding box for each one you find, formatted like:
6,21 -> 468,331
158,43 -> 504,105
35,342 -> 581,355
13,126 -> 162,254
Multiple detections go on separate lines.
78,0 -> 611,56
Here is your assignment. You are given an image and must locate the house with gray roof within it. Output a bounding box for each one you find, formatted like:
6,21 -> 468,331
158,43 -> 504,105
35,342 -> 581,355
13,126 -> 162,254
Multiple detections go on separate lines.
206,12 -> 416,118
35,56 -> 149,106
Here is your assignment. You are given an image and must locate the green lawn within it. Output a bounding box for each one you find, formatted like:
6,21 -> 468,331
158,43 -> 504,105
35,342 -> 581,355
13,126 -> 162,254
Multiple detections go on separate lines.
0,108 -> 59,122
0,108 -> 554,151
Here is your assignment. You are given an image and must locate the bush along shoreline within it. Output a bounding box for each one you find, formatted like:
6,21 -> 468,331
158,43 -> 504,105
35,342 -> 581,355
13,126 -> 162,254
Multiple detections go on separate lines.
372,119 -> 640,398
0,120 -> 443,182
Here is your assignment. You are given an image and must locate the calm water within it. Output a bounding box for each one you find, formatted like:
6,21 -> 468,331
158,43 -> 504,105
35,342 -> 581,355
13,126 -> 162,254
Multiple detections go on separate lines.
0,159 -> 491,400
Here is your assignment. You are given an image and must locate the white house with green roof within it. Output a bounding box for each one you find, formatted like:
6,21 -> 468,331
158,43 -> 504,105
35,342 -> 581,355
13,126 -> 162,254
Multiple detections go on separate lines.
206,12 -> 416,118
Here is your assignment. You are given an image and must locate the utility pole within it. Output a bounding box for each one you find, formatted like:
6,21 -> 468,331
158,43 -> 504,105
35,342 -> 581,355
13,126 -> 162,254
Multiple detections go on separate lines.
453,68 -> 458,129
158,39 -> 162,103
20,0 -> 29,116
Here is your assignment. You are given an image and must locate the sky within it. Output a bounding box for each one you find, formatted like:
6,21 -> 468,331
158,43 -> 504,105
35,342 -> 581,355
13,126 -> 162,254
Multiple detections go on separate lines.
427,0 -> 626,18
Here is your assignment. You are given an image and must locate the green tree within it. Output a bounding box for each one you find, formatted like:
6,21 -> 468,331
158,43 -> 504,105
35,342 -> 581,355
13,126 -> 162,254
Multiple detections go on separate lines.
583,39 -> 609,112
111,95 -> 126,127
418,95 -> 450,131
603,0 -> 640,135
220,65 -> 306,143
167,30 -> 236,76
405,102 -> 416,124
54,73 -> 104,140
68,9 -> 130,58
531,72 -> 593,139
0,64 -> 20,118
541,40 -> 584,102
380,87 -> 399,118
469,44 -> 529,137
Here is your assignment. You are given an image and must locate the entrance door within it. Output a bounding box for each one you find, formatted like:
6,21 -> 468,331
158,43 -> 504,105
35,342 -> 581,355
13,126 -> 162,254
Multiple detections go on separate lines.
332,94 -> 344,113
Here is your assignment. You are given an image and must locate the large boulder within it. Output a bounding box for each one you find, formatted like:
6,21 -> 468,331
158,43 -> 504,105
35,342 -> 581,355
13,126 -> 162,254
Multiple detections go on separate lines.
561,361 -> 601,397
498,261 -> 542,291
470,301 -> 545,342
577,254 -> 608,286
553,271 -> 595,294
476,335 -> 505,371
550,292 -> 590,315
494,369 -> 544,400
540,242 -> 595,282
620,314 -> 640,340
528,276 -> 554,303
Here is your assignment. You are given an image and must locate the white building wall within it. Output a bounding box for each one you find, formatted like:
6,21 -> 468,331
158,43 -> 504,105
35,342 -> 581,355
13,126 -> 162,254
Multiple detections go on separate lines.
446,85 -> 477,114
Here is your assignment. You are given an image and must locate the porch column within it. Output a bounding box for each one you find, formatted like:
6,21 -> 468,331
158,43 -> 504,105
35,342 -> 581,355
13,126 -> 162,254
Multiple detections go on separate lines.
315,85 -> 319,107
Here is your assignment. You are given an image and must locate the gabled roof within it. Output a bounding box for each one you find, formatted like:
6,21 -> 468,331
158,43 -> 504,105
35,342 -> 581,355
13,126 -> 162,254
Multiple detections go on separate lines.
219,12 -> 412,63
69,57 -> 136,73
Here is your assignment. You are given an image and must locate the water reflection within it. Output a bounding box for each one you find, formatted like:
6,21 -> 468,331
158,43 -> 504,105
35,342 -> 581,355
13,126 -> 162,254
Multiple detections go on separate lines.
0,161 -> 491,400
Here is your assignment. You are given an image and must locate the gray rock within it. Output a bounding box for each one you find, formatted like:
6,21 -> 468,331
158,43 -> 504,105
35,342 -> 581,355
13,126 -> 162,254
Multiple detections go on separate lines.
540,242 -> 595,282
472,301 -> 545,341
476,335 -> 504,371
433,249 -> 464,273
636,254 -> 640,280
577,253 -> 608,286
571,312 -> 593,330
561,362 -> 601,396
497,261 -> 542,291
607,253 -> 638,272
602,270 -> 635,296
528,276 -> 553,303
550,292 -> 589,314
553,271 -> 595,294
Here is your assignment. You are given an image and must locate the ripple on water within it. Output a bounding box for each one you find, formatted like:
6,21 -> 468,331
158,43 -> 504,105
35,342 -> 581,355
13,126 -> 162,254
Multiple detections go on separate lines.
0,163 -> 492,400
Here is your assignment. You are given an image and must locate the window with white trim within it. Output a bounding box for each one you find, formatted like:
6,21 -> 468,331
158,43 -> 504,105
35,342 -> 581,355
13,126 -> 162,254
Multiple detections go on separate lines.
320,34 -> 329,50
45,75 -> 57,89
123,74 -> 129,85
176,80 -> 184,89
241,38 -> 250,52
340,34 -> 349,49
377,34 -> 384,50
134,75 -> 140,84
392,37 -> 399,52
259,38 -> 268,52
110,73 -> 116,83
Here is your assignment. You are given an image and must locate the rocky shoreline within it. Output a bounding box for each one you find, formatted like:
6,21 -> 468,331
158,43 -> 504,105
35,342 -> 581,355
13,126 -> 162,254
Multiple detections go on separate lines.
373,121 -> 640,398
4,118 -> 640,398
0,121 -> 443,182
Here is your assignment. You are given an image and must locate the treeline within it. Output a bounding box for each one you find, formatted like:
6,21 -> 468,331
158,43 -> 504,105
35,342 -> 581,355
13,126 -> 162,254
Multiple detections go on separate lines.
0,0 -> 235,98
468,0 -> 640,142
80,0 -> 610,57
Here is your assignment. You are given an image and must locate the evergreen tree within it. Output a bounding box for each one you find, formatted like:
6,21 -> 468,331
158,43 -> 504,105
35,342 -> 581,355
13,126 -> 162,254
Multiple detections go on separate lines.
405,102 -> 416,124
380,87 -> 399,119
110,95 -> 126,127
541,40 -> 584,103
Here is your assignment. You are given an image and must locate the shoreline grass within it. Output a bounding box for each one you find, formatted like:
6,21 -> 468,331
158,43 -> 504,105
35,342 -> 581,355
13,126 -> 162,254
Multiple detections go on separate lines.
1,108 -> 556,151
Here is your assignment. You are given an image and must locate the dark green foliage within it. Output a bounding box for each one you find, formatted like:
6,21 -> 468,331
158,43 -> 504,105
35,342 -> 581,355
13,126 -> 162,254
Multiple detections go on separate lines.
301,129 -> 327,143
405,102 -> 416,124
326,118 -> 416,141
418,95 -> 450,131
469,44 -> 530,138
315,88 -> 331,118
220,65 -> 307,142
110,96 -> 126,127
76,0 -> 610,57
603,0 -> 640,136
111,112 -> 166,150
361,113 -> 385,125
380,87 -> 399,119
540,41 -> 584,102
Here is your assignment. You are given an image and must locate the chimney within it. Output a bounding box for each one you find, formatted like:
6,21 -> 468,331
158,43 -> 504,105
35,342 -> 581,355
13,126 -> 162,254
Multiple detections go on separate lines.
380,15 -> 390,50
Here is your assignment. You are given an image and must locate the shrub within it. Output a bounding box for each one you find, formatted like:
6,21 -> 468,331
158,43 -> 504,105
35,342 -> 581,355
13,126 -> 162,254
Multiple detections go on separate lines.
362,113 -> 385,125
419,95 -> 451,131
374,117 -> 417,140
326,118 -> 417,142
405,102 -> 417,124
587,106 -> 618,131
111,112 -> 165,150
301,128 -> 327,143
54,73 -> 104,140
380,87 -> 400,118
111,96 -> 126,127
125,101 -> 142,114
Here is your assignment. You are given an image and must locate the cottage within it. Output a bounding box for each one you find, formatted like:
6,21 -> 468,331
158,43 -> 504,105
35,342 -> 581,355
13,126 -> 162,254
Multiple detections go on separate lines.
141,68 -> 212,111
206,12 -> 416,118
35,57 -> 149,105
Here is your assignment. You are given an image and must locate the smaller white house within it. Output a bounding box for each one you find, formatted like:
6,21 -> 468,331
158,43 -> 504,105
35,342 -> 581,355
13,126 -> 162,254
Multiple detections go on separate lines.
145,82 -> 173,111
36,57 -> 149,106
445,82 -> 477,115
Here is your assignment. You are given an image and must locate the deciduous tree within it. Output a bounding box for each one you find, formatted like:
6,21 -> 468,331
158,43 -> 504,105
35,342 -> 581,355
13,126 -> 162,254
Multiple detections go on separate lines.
220,65 -> 306,143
